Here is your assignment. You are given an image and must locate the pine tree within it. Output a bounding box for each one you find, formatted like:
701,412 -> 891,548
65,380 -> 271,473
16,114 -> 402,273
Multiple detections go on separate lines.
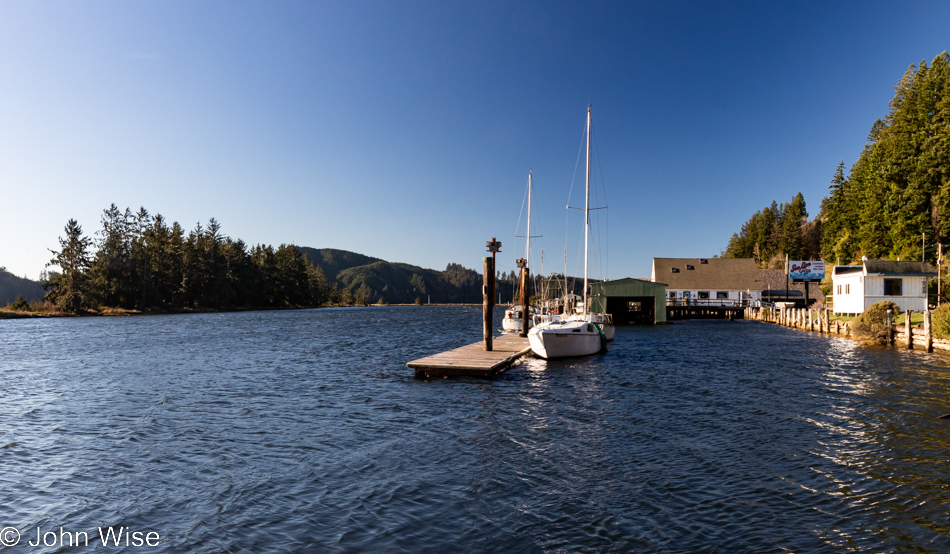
45,219 -> 92,313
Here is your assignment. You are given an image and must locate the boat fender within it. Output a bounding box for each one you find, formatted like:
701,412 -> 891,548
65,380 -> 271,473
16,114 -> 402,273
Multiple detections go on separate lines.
594,323 -> 607,353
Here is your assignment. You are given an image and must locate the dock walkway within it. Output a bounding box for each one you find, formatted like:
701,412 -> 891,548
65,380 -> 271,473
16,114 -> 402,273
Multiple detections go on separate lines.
407,335 -> 532,378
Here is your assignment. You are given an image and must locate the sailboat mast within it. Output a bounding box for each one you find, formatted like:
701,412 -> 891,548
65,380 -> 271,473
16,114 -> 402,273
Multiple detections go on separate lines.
583,107 -> 591,315
526,172 -> 532,262
564,248 -> 568,313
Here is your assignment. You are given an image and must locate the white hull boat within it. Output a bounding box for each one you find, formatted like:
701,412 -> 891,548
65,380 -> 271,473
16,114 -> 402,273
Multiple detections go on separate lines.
502,306 -> 533,332
529,107 -> 611,359
528,319 -> 605,359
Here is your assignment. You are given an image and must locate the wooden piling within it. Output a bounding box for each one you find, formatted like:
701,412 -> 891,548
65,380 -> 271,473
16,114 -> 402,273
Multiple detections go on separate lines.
925,310 -> 934,353
905,309 -> 913,349
519,266 -> 529,338
483,256 -> 493,351
886,309 -> 893,345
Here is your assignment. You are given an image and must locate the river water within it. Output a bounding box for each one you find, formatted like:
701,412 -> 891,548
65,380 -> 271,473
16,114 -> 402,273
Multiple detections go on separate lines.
2,306 -> 950,552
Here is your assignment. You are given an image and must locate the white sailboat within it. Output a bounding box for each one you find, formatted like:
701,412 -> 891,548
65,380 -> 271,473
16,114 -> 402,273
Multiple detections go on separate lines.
528,107 -> 609,359
502,171 -> 536,333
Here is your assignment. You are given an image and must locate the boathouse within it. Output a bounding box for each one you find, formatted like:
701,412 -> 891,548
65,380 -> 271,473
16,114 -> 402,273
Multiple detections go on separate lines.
589,278 -> 667,324
652,258 -> 761,305
832,260 -> 936,315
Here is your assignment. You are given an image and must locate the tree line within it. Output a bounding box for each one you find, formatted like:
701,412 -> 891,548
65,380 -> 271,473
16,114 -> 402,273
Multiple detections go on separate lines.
725,52 -> 950,270
45,205 -> 328,313
722,192 -> 822,267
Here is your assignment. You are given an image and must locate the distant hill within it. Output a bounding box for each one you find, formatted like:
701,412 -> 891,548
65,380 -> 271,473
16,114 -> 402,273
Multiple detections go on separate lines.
0,269 -> 45,305
298,247 -> 384,286
297,247 -> 491,304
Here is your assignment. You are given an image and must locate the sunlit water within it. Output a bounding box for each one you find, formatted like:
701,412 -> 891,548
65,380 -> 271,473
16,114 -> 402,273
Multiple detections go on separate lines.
3,306 -> 950,552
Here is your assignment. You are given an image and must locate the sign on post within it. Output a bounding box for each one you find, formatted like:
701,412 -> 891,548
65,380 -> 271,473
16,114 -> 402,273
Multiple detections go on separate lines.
789,260 -> 825,282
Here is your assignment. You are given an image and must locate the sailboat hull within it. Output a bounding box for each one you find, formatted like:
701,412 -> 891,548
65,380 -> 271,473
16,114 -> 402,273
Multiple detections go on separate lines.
528,320 -> 604,359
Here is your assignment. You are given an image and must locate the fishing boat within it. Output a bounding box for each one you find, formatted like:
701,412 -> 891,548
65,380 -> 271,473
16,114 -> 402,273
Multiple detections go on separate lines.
528,107 -> 609,358
502,304 -> 532,332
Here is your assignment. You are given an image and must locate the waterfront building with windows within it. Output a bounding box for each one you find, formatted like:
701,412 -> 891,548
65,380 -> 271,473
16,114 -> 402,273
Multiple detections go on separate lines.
651,258 -> 762,307
832,260 -> 936,315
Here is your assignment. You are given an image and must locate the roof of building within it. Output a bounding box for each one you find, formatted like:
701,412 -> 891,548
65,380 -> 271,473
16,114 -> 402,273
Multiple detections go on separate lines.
833,265 -> 863,275
833,261 -> 937,277
762,289 -> 804,297
590,277 -> 668,297
864,260 -> 937,276
652,257 -> 760,290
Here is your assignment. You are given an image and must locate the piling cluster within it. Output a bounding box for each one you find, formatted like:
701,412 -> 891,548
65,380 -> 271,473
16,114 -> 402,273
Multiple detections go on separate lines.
745,306 -> 947,354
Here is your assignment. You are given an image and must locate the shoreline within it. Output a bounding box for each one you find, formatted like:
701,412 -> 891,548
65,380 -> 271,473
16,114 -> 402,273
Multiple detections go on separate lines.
746,305 -> 950,354
0,303 -> 483,320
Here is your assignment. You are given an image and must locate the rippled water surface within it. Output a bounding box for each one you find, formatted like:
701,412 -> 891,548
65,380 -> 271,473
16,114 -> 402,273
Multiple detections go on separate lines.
3,307 -> 950,552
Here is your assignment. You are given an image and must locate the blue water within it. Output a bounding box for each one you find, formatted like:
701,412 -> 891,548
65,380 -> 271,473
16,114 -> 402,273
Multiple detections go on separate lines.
2,306 -> 950,552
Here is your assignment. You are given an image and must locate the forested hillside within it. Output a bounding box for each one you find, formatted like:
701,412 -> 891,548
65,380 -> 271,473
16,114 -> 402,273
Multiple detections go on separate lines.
725,52 -> 950,269
0,268 -> 45,305
298,247 -> 383,286
299,247 -> 510,305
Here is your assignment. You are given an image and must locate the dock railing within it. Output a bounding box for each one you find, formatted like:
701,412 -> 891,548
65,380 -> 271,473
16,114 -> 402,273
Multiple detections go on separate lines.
667,298 -> 749,308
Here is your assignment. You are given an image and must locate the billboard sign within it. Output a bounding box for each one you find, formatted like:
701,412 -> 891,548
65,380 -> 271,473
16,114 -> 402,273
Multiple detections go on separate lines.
789,260 -> 825,281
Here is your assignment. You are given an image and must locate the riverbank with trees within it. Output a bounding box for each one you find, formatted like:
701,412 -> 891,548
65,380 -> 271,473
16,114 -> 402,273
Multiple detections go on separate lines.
15,205 -> 501,316
724,52 -> 950,303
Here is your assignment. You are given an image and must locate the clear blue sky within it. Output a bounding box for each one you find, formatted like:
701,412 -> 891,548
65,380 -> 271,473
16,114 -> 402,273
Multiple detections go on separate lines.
2,1 -> 949,282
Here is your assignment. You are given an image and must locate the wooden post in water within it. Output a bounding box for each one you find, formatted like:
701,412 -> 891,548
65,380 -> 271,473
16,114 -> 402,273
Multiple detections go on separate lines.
905,309 -> 913,349
483,256 -> 493,351
808,309 -> 813,332
824,309 -> 830,333
886,309 -> 893,345
517,258 -> 529,338
484,238 -> 502,351
925,309 -> 933,352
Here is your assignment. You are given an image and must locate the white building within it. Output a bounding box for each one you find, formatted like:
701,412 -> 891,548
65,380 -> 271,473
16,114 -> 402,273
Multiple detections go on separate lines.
832,260 -> 936,315
651,257 -> 761,307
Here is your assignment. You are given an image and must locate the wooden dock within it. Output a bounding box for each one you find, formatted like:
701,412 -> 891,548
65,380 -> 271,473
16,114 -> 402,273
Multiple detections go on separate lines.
407,335 -> 532,378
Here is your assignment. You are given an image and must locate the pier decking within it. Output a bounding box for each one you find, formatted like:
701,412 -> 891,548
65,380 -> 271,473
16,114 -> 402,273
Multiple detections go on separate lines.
407,335 -> 532,378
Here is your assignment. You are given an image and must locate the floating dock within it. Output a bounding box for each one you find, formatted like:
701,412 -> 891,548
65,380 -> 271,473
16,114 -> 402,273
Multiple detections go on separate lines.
407,335 -> 532,378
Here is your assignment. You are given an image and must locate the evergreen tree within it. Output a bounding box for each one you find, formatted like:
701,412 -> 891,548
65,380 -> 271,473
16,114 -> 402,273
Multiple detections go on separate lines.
818,52 -> 950,263
88,204 -> 134,308
45,219 -> 92,313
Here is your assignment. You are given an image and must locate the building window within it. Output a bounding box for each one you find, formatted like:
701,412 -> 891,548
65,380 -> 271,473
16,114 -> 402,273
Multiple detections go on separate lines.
683,291 -> 691,298
671,267 -> 680,273
845,284 -> 849,294
837,284 -> 841,295
884,278 -> 902,296
716,291 -> 728,299
686,264 -> 695,270
698,291 -> 709,299
700,259 -> 708,264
